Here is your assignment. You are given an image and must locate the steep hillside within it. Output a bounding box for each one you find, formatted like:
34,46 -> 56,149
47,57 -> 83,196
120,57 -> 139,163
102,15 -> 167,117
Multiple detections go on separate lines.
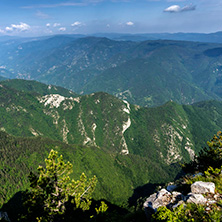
1,81 -> 222,208
0,131 -> 178,209
83,40 -> 222,107
1,80 -> 222,165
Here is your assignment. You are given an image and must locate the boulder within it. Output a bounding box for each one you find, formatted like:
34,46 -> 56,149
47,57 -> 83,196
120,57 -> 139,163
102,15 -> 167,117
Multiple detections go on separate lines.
143,180 -> 216,221
191,181 -> 215,194
143,189 -> 171,212
186,193 -> 207,205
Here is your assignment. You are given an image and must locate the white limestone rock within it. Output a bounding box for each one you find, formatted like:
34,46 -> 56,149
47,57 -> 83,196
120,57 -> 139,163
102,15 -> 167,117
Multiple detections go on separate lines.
143,189 -> 171,212
191,181 -> 215,194
186,193 -> 207,205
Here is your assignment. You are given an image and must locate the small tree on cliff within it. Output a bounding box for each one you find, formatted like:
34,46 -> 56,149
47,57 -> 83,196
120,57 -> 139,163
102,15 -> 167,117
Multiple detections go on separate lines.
20,149 -> 99,222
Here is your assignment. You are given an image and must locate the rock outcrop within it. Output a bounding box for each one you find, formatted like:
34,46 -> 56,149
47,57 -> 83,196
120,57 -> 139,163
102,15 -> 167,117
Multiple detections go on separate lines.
186,193 -> 207,204
144,181 -> 216,220
191,181 -> 215,194
143,189 -> 171,212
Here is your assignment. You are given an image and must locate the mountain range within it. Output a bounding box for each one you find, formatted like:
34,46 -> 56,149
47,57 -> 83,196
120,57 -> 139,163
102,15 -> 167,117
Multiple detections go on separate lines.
2,31 -> 222,219
1,79 -> 222,208
1,36 -> 222,107
2,31 -> 222,43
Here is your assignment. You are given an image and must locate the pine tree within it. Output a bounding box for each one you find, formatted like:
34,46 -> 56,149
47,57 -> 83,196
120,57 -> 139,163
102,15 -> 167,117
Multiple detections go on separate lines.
20,149 -> 98,222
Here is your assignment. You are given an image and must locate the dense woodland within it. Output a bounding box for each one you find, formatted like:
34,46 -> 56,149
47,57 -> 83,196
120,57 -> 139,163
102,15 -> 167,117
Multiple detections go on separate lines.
1,131 -> 222,221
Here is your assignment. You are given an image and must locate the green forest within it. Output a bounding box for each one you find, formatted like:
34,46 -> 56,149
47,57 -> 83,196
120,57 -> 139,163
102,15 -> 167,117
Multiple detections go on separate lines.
2,131 -> 222,221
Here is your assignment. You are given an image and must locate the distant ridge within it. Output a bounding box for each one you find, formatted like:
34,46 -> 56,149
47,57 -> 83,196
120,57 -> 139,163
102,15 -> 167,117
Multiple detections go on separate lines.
93,31 -> 222,43
1,36 -> 222,107
0,79 -> 78,97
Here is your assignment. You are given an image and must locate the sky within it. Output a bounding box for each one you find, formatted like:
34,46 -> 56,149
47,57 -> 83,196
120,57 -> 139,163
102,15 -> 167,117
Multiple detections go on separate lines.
0,0 -> 222,36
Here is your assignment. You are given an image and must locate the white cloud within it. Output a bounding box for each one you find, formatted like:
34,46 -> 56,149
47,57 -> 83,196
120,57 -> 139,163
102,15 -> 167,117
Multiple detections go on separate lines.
46,23 -> 51,27
126,21 -> 134,26
5,26 -> 13,32
5,22 -> 30,32
12,22 -> 30,31
164,4 -> 196,13
0,29 -> 5,34
53,23 -> 61,27
71,21 -> 82,27
59,27 -> 66,31
164,5 -> 181,12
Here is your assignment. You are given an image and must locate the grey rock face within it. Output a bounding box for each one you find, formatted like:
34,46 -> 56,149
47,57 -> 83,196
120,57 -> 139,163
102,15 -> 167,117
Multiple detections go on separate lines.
191,181 -> 215,194
143,189 -> 171,212
143,180 -> 216,221
186,193 -> 207,205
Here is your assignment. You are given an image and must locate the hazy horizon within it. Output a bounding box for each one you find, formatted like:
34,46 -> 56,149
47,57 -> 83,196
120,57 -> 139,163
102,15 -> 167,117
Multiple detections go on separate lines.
0,0 -> 222,37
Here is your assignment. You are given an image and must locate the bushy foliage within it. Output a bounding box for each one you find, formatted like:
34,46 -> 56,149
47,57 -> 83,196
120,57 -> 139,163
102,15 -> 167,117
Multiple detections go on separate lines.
152,203 -> 222,222
153,164 -> 222,221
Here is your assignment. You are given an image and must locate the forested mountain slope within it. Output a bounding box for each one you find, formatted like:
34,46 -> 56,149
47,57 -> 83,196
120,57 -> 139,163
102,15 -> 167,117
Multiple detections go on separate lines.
1,80 -> 222,207
1,131 -> 173,208
1,80 -> 222,162
0,79 -> 78,96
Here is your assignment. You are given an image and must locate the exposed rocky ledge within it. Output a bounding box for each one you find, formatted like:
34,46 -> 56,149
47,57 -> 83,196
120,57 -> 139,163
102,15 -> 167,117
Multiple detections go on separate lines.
143,181 -> 217,220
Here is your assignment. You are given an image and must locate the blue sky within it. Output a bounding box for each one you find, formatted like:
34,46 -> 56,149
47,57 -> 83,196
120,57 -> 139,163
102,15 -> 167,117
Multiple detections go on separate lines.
0,0 -> 222,36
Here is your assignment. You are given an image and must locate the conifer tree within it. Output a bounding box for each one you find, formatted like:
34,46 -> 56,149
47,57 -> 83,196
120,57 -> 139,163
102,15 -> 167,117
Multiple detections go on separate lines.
20,149 -> 98,221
